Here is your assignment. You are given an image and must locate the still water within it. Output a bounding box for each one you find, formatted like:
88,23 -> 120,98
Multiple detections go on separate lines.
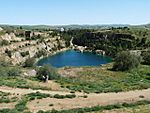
37,50 -> 112,68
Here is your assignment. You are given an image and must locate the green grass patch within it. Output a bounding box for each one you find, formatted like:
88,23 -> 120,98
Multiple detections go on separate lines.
0,91 -> 18,103
53,94 -> 76,99
57,65 -> 150,93
37,100 -> 150,113
25,92 -> 51,101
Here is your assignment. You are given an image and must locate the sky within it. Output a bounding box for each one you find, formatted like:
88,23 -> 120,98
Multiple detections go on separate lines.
0,0 -> 150,25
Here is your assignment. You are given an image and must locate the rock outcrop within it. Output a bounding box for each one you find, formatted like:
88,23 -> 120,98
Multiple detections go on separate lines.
0,33 -> 23,42
0,27 -> 3,31
0,33 -> 67,65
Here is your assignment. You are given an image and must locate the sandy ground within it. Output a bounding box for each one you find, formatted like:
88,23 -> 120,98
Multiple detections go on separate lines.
0,102 -> 16,110
0,86 -> 150,112
58,67 -> 84,77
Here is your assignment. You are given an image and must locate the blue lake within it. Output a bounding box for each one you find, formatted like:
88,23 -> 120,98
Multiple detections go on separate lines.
37,50 -> 112,68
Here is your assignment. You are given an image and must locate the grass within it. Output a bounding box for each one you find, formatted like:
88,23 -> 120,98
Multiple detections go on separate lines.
0,92 -> 76,113
57,64 -> 150,93
36,100 -> 150,113
0,66 -> 52,90
25,92 -> 51,101
0,91 -> 18,103
26,92 -> 76,100
53,94 -> 76,99
0,75 -> 51,90
91,104 -> 150,113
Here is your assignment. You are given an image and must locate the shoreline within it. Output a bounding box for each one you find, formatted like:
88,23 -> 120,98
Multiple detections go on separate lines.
35,47 -> 70,65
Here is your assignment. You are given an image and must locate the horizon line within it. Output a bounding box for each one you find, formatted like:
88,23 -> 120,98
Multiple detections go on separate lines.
0,23 -> 149,26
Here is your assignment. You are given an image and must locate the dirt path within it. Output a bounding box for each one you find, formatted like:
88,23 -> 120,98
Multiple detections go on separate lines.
0,86 -> 150,112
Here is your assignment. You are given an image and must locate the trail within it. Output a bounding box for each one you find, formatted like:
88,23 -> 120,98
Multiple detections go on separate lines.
0,86 -> 150,112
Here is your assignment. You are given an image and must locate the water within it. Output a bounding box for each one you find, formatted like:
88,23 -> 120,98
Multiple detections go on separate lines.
37,50 -> 112,68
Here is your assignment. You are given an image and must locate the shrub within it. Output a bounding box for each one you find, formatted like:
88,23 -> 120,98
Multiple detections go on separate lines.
53,94 -> 76,99
8,67 -> 21,76
15,99 -> 28,112
141,51 -> 150,65
113,51 -> 141,71
35,49 -> 47,58
20,51 -> 29,57
5,49 -> 12,57
0,57 -> 11,67
36,65 -> 60,82
0,40 -> 9,46
26,92 -> 50,101
24,57 -> 35,67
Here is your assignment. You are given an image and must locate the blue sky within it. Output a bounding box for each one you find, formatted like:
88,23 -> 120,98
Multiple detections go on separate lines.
0,0 -> 150,25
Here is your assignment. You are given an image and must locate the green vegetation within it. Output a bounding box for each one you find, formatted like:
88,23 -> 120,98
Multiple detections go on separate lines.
25,91 -> 51,101
0,57 -> 11,67
0,91 -> 18,103
26,34 -> 43,40
23,57 -> 36,67
113,51 -> 141,71
20,51 -> 29,57
57,64 -> 150,93
0,66 -> 21,77
35,49 -> 47,58
53,94 -> 76,99
36,65 -> 60,82
36,100 -> 150,113
0,75 -> 52,90
0,92 -> 76,113
5,49 -> 12,57
0,96 -> 30,113
26,92 -> 76,100
59,28 -> 150,57
142,51 -> 150,65
0,65 -> 51,90
0,25 -> 150,113
0,40 -> 9,46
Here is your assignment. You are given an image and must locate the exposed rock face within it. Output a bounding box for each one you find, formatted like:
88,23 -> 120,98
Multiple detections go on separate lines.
0,33 -> 23,42
0,35 -> 67,65
0,40 -> 37,54
95,50 -> 105,55
0,27 -> 3,31
130,50 -> 142,56
0,30 -> 67,65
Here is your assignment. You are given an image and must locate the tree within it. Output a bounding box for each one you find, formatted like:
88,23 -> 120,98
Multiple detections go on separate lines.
36,65 -> 60,82
113,51 -> 141,71
24,57 -> 35,67
142,51 -> 150,65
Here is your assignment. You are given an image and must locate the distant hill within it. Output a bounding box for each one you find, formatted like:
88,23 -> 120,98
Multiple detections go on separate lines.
0,24 -> 130,30
1,23 -> 150,30
131,24 -> 150,29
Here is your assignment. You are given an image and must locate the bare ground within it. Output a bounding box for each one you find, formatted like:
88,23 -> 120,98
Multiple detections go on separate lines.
0,86 -> 150,112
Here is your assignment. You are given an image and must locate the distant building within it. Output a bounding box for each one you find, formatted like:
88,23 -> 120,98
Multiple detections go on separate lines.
60,28 -> 65,32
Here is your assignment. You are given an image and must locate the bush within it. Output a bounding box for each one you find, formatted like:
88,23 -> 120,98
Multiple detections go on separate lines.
113,51 -> 141,71
0,40 -> 9,46
24,57 -> 35,67
26,92 -> 50,101
5,49 -> 12,57
15,99 -> 28,112
8,67 -> 21,76
36,65 -> 60,82
20,51 -> 29,57
53,94 -> 76,99
35,49 -> 47,58
142,51 -> 150,65
0,57 -> 11,67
